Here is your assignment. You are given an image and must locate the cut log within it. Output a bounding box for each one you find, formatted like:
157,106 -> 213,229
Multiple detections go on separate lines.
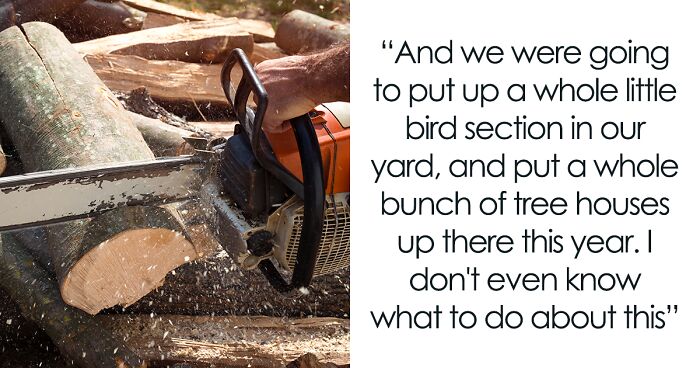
142,12 -> 185,29
100,314 -> 349,367
85,54 -> 232,111
0,234 -> 145,367
128,111 -> 194,156
236,18 -> 275,43
121,0 -> 222,21
190,121 -> 237,138
55,0 -> 146,42
252,42 -> 287,64
275,10 -> 349,55
121,0 -> 275,42
0,22 -> 196,315
74,18 -> 254,63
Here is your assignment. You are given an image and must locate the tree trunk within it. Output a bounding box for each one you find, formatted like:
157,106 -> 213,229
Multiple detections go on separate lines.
55,0 -> 146,43
74,17 -> 255,63
275,10 -> 349,55
0,22 -> 196,315
128,111 -> 194,156
0,234 -> 145,368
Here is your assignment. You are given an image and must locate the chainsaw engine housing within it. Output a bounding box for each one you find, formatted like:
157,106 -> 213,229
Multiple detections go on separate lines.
220,102 -> 350,278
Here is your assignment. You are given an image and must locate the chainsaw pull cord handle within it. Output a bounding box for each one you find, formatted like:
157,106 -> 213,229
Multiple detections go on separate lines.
221,48 -> 325,291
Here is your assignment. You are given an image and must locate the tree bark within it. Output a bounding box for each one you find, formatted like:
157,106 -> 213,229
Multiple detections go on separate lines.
128,111 -> 194,156
0,22 -> 196,315
74,17 -> 255,63
275,10 -> 349,55
55,0 -> 146,43
0,234 -> 145,368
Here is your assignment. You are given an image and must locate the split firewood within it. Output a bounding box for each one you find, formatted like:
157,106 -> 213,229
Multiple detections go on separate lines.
275,10 -> 349,55
0,0 -> 85,31
86,54 -> 233,113
142,11 -> 185,29
55,0 -> 146,43
252,42 -> 288,64
121,0 -> 275,42
100,314 -> 349,367
74,17 -> 255,63
0,22 -> 197,315
0,234 -> 145,368
121,0 -> 222,21
189,121 -> 238,138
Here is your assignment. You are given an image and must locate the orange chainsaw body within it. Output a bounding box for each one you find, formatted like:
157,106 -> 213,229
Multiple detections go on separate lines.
266,103 -> 350,194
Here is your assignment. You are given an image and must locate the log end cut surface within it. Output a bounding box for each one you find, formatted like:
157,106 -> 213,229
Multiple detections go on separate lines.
61,207 -> 198,315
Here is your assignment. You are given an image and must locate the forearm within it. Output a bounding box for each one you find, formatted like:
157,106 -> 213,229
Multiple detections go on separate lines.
305,43 -> 350,104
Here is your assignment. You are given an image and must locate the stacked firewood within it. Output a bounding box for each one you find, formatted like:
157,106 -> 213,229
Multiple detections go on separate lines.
0,1 -> 349,367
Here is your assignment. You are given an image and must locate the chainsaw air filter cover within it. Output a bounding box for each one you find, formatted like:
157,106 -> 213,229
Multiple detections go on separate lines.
220,133 -> 289,219
267,194 -> 350,277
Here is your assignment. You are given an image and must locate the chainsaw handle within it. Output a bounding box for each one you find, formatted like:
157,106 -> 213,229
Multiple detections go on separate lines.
220,48 -> 305,199
221,48 -> 325,291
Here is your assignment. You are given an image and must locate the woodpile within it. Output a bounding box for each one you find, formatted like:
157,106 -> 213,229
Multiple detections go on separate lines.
0,2 -> 349,367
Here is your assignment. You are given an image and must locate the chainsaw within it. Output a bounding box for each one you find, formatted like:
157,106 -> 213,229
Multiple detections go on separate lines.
0,48 -> 350,292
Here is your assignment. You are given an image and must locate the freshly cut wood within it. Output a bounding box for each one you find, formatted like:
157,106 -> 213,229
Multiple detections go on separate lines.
237,18 -> 275,42
58,206 -> 197,314
121,0 -> 275,41
74,17 -> 254,63
190,121 -> 237,137
252,42 -> 287,63
122,0 -> 222,21
86,53 -> 232,109
101,314 -> 349,367
275,10 -> 349,54
142,11 -> 185,29
128,111 -> 194,156
0,22 -> 196,315
55,0 -> 146,42
0,234 -> 145,368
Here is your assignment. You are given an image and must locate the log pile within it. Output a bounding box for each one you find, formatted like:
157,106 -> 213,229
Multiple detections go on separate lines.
0,2 -> 349,367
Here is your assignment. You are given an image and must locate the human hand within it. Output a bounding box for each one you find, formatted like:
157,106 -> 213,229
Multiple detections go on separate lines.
254,56 -> 318,133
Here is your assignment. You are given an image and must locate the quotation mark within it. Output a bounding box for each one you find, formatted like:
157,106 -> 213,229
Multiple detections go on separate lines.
382,40 -> 393,49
